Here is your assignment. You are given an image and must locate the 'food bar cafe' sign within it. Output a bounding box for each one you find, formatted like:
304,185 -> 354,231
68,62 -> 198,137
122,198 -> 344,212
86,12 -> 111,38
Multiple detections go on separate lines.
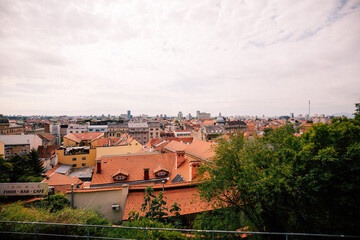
0,183 -> 49,196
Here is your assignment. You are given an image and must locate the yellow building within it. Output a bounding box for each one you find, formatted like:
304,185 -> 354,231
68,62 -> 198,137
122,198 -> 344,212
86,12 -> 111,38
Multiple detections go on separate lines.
56,147 -> 97,168
95,137 -> 143,158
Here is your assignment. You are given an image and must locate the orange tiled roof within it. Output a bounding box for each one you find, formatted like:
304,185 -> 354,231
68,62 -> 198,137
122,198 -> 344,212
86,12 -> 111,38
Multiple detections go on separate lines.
64,132 -> 104,143
91,153 -> 192,186
43,172 -> 83,186
96,138 -> 120,147
122,187 -> 213,220
185,139 -> 215,160
38,145 -> 60,158
164,140 -> 188,152
38,133 -> 56,141
44,163 -> 62,177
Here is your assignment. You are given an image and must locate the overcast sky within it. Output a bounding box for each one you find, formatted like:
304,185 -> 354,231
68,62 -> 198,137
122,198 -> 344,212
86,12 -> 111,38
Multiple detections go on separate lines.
0,0 -> 359,117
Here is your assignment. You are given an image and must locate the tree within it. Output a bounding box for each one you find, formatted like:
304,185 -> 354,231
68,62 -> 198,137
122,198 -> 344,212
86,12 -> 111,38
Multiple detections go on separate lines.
354,103 -> 360,119
128,186 -> 181,227
197,120 -> 360,235
27,148 -> 46,178
1,149 -> 44,183
0,155 -> 12,182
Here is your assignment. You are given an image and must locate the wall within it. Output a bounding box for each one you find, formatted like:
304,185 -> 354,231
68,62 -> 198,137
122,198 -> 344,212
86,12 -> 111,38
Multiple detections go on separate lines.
0,141 -> 4,156
56,148 -> 97,168
30,135 -> 42,150
66,187 -> 129,223
96,140 -> 142,158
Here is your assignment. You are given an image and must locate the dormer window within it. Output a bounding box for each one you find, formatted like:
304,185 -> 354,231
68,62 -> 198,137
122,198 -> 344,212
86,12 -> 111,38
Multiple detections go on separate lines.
157,171 -> 167,177
154,168 -> 169,178
112,169 -> 129,182
114,175 -> 127,181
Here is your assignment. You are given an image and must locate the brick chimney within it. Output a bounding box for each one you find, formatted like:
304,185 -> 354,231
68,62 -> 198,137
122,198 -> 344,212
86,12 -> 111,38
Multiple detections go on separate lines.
144,168 -> 149,180
96,159 -> 102,174
189,162 -> 199,181
175,151 -> 185,169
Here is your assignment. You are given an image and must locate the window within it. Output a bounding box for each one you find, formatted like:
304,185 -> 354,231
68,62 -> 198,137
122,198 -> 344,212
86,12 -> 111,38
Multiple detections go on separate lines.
72,158 -> 76,161
82,163 -> 86,167
158,171 -> 166,176
115,175 -> 126,181
72,164 -> 77,167
5,150 -> 10,156
82,157 -> 86,160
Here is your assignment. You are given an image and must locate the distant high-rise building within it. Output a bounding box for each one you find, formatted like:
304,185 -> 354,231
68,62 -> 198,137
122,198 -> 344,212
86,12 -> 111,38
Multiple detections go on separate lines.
197,112 -> 211,119
178,111 -> 183,119
187,113 -> 192,120
290,113 -> 294,118
196,110 -> 200,119
127,110 -> 131,118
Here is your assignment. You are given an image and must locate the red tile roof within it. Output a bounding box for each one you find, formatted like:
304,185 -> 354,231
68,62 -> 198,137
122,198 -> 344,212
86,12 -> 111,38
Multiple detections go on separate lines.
38,145 -> 60,158
185,139 -> 215,160
38,133 -> 56,141
91,153 -> 183,185
122,187 -> 213,220
164,140 -> 188,152
64,132 -> 104,143
43,172 -> 82,186
95,138 -> 120,147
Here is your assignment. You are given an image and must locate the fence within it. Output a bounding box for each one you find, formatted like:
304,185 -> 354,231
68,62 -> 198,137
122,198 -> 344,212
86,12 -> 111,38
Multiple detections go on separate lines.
0,221 -> 359,240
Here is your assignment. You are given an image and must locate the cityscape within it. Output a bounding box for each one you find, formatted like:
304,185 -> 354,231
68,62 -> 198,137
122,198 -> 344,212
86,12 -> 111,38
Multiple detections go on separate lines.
0,0 -> 359,239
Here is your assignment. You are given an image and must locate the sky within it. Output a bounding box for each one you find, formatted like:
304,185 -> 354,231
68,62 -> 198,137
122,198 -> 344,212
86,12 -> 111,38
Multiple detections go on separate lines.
0,0 -> 359,117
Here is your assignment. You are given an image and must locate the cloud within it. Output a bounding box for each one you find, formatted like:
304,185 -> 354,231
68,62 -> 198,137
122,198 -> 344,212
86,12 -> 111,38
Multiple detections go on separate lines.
0,0 -> 359,116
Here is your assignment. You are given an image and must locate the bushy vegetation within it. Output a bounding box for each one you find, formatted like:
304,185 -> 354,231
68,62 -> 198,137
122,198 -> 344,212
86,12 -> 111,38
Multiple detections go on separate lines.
0,201 -> 111,239
128,186 -> 182,228
0,149 -> 45,183
197,105 -> 360,235
0,191 -> 185,240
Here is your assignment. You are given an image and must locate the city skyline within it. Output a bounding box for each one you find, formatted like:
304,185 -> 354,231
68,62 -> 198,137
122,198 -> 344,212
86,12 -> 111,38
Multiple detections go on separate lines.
0,0 -> 359,116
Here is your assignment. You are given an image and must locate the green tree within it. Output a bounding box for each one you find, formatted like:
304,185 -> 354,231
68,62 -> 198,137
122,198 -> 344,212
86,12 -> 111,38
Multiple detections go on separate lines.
197,119 -> 360,235
354,103 -> 360,119
2,149 -> 44,183
129,186 -> 181,227
0,154 -> 12,182
27,148 -> 46,177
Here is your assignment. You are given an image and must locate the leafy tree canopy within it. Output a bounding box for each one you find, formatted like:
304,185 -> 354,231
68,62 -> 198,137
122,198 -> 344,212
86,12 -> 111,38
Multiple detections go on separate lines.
0,149 -> 45,183
197,111 -> 360,235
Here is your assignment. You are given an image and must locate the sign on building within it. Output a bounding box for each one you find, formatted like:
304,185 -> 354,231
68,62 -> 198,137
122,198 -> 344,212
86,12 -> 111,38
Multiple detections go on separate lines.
0,183 -> 49,196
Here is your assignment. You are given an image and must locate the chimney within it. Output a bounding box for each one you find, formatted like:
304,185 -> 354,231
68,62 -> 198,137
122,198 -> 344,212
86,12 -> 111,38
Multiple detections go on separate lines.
96,159 -> 102,174
175,151 -> 185,169
190,162 -> 199,181
144,168 -> 149,180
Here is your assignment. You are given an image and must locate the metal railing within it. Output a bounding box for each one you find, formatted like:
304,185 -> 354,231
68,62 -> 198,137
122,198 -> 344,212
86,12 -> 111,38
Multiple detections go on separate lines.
0,221 -> 359,240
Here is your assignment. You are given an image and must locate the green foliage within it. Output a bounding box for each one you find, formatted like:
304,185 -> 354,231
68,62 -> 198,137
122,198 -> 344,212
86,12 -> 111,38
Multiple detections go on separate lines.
354,103 -> 360,119
40,193 -> 70,212
106,218 -> 185,240
129,186 -> 182,228
0,154 -> 12,182
0,149 -> 45,183
141,186 -> 169,220
27,148 -> 46,177
0,202 -> 111,238
197,119 -> 360,235
194,208 -> 246,231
